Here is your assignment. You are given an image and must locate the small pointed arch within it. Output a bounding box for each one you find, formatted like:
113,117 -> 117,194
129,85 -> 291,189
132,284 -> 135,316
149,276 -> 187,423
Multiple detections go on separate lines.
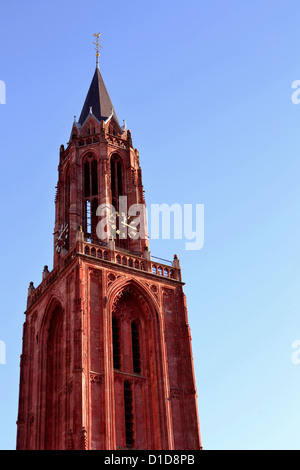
40,295 -> 65,337
82,152 -> 99,198
108,278 -> 160,324
105,113 -> 123,135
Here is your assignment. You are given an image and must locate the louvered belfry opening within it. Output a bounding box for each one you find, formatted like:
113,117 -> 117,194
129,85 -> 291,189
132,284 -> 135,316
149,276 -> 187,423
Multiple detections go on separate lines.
83,157 -> 98,240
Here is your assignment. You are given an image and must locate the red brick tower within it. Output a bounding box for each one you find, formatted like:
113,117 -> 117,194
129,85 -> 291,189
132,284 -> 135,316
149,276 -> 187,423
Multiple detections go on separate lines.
16,49 -> 202,450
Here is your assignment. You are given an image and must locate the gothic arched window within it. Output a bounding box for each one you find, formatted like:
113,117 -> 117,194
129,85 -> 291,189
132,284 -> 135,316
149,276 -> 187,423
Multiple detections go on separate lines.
83,156 -> 98,241
110,154 -> 123,211
65,170 -> 71,250
84,158 -> 98,198
111,287 -> 165,450
44,301 -> 65,450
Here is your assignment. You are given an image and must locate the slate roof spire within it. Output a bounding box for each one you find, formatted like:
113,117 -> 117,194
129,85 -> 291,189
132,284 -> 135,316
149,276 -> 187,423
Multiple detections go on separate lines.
78,34 -> 119,126
78,65 -> 118,126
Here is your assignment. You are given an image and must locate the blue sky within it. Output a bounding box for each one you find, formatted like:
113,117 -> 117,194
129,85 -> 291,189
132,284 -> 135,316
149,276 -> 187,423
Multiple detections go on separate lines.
1,0 -> 300,450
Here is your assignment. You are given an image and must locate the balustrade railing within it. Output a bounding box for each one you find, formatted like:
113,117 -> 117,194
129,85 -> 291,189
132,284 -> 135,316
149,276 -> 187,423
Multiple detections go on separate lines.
27,239 -> 181,308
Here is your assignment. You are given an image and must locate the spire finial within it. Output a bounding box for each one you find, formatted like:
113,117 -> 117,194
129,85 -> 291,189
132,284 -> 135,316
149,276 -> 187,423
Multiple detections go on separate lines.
93,33 -> 102,68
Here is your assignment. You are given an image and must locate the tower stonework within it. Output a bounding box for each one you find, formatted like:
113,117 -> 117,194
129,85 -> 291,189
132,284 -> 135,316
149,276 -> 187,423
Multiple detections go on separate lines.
16,59 -> 202,451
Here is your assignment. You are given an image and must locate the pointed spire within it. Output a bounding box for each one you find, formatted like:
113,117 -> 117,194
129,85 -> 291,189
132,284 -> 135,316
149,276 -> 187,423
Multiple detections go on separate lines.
78,33 -> 118,126
78,66 -> 118,126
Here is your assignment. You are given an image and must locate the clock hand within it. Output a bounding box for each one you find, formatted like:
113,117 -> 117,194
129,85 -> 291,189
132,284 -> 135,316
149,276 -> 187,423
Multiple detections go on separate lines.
120,221 -> 137,231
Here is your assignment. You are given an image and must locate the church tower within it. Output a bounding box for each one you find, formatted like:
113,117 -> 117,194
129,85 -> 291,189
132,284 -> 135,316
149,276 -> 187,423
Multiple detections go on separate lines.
16,39 -> 202,451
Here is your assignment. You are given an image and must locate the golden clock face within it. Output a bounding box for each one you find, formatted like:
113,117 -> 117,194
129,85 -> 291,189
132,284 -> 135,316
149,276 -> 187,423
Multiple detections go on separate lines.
55,223 -> 69,253
109,211 -> 138,239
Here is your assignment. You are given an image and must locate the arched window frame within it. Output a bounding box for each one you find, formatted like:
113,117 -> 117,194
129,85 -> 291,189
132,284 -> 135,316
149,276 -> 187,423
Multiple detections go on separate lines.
110,153 -> 124,212
82,154 -> 99,241
110,153 -> 129,248
40,299 -> 65,450
110,284 -> 163,450
64,168 -> 71,250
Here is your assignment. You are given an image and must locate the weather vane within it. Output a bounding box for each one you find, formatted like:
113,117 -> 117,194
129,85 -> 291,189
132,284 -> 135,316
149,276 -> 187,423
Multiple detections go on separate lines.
93,33 -> 102,67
